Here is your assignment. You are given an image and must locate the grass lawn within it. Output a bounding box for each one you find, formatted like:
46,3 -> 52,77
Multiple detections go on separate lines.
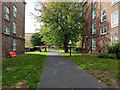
56,49 -> 119,87
2,52 -> 48,88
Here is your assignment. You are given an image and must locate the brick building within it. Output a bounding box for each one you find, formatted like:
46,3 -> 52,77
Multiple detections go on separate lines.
0,0 -> 2,60
82,0 -> 120,54
25,33 -> 33,46
0,0 -> 26,59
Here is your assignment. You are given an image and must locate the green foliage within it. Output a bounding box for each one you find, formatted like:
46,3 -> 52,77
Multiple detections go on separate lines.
35,2 -> 85,52
97,53 -> 109,58
30,33 -> 44,46
97,53 -> 117,59
2,52 -> 48,88
107,43 -> 120,59
108,54 -> 117,59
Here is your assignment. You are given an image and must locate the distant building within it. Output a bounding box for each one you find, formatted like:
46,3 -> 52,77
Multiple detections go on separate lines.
82,0 -> 120,54
0,0 -> 26,59
25,33 -> 33,46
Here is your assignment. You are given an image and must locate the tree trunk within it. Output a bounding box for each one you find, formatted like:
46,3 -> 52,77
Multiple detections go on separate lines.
64,35 -> 68,53
64,44 -> 68,53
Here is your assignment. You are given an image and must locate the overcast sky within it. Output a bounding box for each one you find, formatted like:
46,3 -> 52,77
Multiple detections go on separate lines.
25,0 -> 39,33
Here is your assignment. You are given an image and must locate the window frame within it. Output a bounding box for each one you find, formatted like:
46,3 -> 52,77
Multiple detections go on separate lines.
100,27 -> 107,35
92,39 -> 96,50
4,5 -> 10,21
92,7 -> 96,19
101,8 -> 107,22
13,22 -> 16,34
111,34 -> 118,44
83,42 -> 85,48
13,5 -> 17,18
92,23 -> 96,34
13,39 -> 16,51
3,26 -> 10,35
111,0 -> 120,7
111,10 -> 119,28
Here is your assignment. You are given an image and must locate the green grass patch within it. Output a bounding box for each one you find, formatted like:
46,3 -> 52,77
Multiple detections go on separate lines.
25,46 -> 32,48
2,52 -> 48,88
57,51 -> 119,78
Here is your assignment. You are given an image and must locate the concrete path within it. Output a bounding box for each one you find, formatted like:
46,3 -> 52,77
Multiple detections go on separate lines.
38,49 -> 107,88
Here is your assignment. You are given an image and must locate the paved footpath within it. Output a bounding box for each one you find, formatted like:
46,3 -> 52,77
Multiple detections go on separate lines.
38,49 -> 107,88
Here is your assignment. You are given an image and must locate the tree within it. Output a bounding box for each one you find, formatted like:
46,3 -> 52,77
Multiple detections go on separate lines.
30,33 -> 44,46
35,2 -> 85,53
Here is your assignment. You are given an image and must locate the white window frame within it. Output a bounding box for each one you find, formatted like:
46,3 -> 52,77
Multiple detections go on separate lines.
3,26 -> 10,35
101,8 -> 107,22
13,5 -> 17,17
111,10 -> 119,28
111,34 -> 118,44
100,27 -> 107,35
92,39 -> 96,50
4,5 -> 10,21
111,0 -> 120,6
13,39 -> 16,51
13,22 -> 16,34
83,42 -> 85,48
92,7 -> 96,19
92,23 -> 96,34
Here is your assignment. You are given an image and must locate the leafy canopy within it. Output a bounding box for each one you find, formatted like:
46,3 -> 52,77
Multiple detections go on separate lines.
30,33 -> 44,46
35,2 -> 85,52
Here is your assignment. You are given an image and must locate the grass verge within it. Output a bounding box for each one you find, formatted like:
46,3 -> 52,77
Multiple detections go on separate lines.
2,52 -> 48,88
56,49 -> 119,88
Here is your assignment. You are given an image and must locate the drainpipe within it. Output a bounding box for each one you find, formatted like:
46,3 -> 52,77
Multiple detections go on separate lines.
118,1 -> 120,43
91,1 -> 93,53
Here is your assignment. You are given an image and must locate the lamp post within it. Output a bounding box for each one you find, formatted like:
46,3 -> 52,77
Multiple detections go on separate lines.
69,40 -> 72,57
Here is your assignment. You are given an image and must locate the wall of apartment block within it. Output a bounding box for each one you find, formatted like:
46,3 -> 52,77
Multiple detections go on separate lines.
0,0 -> 2,60
2,2 -> 25,59
82,0 -> 120,54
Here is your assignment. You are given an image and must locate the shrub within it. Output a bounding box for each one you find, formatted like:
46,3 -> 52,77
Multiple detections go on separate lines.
108,54 -> 117,59
107,43 -> 120,59
97,53 -> 109,58
73,47 -> 81,52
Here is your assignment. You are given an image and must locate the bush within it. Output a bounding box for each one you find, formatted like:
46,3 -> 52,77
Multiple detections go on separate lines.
108,54 -> 117,59
73,47 -> 81,52
107,43 -> 120,59
97,53 -> 109,58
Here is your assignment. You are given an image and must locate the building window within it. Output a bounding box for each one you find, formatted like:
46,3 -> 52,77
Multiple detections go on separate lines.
92,0 -> 96,4
3,26 -> 10,35
13,22 -> 16,34
4,5 -> 10,21
111,34 -> 118,44
13,5 -> 17,17
13,39 -> 16,51
100,27 -> 107,35
111,0 -> 119,6
92,39 -> 96,50
92,7 -> 96,19
92,23 -> 96,34
83,42 -> 85,48
111,10 -> 119,28
101,8 -> 107,22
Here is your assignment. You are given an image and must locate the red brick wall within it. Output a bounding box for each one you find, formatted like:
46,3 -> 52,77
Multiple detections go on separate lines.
0,0 -> 2,60
82,1 -> 119,54
2,2 -> 25,59
25,33 -> 33,46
